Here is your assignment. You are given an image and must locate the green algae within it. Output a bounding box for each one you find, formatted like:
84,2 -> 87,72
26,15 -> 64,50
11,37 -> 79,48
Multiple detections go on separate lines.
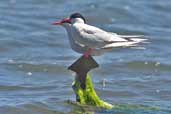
72,73 -> 113,109
71,73 -> 160,111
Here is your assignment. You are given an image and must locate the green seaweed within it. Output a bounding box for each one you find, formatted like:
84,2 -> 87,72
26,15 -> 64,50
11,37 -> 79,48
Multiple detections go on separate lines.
71,73 -> 160,111
72,73 -> 113,109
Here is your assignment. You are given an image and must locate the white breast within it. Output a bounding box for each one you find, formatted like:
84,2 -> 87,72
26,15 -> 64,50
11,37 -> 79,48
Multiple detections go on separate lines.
64,24 -> 111,55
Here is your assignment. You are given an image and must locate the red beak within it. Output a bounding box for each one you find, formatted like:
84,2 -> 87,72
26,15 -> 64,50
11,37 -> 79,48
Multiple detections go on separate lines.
52,17 -> 71,25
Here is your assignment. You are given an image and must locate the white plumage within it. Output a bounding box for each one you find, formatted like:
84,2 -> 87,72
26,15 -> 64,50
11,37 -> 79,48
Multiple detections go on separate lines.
53,13 -> 147,56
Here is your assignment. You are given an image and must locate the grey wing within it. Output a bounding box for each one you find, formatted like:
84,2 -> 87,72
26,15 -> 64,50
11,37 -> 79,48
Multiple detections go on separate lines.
76,24 -> 127,48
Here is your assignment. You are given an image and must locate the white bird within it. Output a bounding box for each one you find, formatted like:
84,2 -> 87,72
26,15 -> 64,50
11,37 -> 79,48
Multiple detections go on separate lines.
53,13 -> 147,57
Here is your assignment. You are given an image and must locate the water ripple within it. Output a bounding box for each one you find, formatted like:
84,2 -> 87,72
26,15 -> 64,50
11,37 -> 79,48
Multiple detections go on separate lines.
0,0 -> 171,113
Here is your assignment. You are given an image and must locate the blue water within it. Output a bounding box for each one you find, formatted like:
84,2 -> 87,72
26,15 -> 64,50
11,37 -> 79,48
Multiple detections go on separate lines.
0,0 -> 171,113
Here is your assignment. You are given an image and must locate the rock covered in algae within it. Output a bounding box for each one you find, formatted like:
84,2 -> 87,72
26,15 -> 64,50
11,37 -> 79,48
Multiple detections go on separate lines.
72,74 -> 113,109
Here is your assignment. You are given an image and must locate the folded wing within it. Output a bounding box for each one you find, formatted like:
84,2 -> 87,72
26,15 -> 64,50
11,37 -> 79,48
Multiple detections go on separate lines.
72,23 -> 147,49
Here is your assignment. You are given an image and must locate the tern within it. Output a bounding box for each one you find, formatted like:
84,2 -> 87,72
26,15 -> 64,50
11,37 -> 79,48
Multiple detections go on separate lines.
53,13 -> 147,57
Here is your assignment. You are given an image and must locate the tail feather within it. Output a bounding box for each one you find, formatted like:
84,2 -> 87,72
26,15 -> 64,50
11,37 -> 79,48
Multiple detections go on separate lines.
118,35 -> 147,42
127,38 -> 147,42
102,41 -> 140,49
102,35 -> 148,49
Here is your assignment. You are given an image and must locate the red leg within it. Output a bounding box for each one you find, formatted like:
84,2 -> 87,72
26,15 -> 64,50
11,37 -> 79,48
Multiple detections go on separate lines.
83,48 -> 92,58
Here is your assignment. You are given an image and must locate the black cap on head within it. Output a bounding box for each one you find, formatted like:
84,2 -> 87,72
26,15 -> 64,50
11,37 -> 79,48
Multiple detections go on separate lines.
70,13 -> 86,23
